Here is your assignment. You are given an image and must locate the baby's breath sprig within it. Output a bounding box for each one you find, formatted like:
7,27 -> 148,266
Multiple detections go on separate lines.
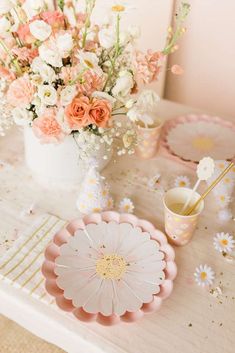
163,2 -> 190,55
82,0 -> 96,48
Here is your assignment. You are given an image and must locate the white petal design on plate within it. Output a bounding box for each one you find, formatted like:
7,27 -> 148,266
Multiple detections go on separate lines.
114,279 -> 143,315
122,272 -> 159,303
55,221 -> 166,315
72,276 -> 102,308
166,119 -> 235,162
84,279 -> 114,316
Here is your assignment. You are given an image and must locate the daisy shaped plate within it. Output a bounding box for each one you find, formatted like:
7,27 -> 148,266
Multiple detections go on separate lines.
160,114 -> 235,168
42,212 -> 177,326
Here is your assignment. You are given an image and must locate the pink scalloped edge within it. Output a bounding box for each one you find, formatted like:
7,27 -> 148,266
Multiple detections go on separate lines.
42,212 -> 177,326
159,114 -> 235,169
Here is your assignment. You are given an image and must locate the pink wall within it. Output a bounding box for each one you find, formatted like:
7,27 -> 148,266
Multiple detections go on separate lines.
165,0 -> 235,118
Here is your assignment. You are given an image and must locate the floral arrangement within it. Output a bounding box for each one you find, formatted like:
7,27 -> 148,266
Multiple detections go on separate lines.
0,0 -> 190,157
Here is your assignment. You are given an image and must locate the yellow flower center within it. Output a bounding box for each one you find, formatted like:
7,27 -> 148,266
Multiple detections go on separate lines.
179,181 -> 186,187
112,4 -> 125,12
220,195 -> 225,202
84,59 -> 94,69
96,254 -> 127,279
192,136 -> 214,151
224,178 -> 230,184
220,239 -> 228,246
93,207 -> 101,212
200,272 -> 207,280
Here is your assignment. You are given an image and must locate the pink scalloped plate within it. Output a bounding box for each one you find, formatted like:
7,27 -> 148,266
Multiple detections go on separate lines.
42,212 -> 177,326
159,114 -> 235,169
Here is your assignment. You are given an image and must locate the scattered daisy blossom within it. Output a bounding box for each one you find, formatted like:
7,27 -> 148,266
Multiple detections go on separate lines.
217,208 -> 233,223
213,232 -> 235,253
174,175 -> 191,188
194,264 -> 215,287
119,198 -> 135,213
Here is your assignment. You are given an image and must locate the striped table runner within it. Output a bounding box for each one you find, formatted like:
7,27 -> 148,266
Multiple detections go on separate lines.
0,214 -> 66,304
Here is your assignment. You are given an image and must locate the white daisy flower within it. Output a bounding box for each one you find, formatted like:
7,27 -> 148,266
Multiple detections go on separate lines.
174,175 -> 191,188
217,208 -> 233,223
119,198 -> 134,213
213,232 -> 235,253
214,190 -> 231,209
194,264 -> 215,287
110,0 -> 136,13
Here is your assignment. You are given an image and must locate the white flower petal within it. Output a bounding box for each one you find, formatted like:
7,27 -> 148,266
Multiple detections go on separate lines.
72,276 -> 102,308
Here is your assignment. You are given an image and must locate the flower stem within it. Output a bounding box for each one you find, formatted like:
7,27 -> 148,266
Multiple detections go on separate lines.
82,0 -> 96,49
0,39 -> 22,75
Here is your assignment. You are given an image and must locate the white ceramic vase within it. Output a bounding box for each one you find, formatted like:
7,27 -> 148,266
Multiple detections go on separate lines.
24,127 -> 112,190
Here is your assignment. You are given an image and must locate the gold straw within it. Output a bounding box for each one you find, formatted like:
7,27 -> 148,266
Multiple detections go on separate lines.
185,162 -> 234,216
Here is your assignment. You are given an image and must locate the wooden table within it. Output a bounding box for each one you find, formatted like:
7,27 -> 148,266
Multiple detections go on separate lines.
0,100 -> 234,353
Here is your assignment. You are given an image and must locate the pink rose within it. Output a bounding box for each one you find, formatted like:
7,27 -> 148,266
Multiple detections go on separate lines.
65,96 -> 91,129
89,98 -> 111,128
32,108 -> 65,144
41,11 -> 65,30
7,75 -> 35,108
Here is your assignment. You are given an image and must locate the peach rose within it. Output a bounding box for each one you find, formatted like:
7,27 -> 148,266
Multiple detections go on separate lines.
7,75 -> 35,108
65,95 -> 91,129
32,108 -> 65,144
89,98 -> 112,128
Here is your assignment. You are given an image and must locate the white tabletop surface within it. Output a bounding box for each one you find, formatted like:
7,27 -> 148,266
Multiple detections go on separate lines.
0,100 -> 234,353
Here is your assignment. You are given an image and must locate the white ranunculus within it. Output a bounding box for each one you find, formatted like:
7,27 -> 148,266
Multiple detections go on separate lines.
56,33 -> 74,58
29,20 -> 51,41
137,90 -> 160,112
98,28 -> 116,49
60,85 -> 77,106
38,85 -> 57,106
92,91 -> 116,106
0,17 -> 11,38
31,57 -> 56,83
12,107 -> 34,126
112,70 -> 134,101
0,0 -> 14,15
39,40 -> 63,68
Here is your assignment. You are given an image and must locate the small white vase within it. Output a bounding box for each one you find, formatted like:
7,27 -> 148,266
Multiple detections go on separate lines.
24,127 -> 112,190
